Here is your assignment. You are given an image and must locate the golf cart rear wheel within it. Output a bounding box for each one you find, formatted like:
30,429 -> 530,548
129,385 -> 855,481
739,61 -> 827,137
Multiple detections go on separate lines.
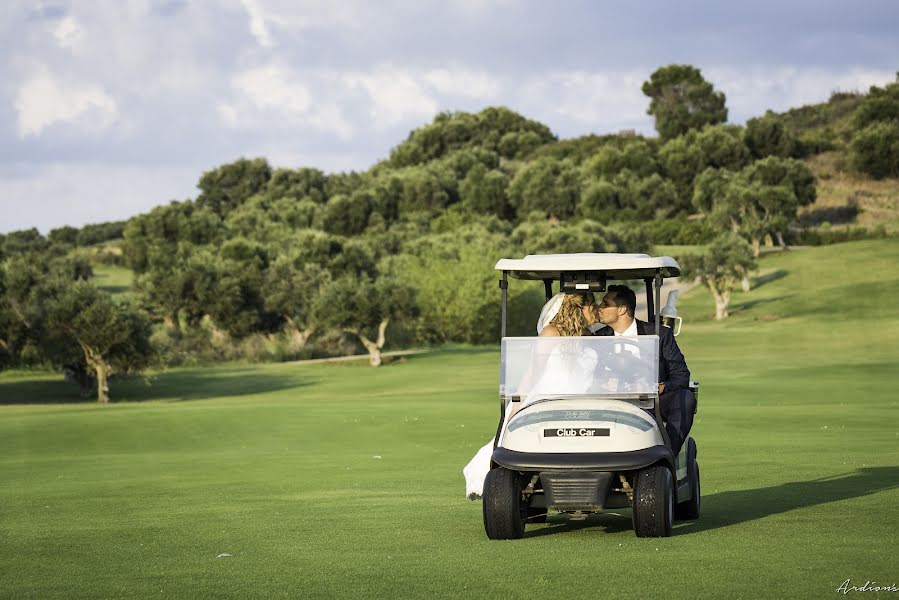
483,467 -> 526,540
632,465 -> 674,538
675,438 -> 700,520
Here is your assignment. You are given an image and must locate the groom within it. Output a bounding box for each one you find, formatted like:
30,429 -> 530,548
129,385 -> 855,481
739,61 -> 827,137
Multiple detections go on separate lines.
587,285 -> 696,455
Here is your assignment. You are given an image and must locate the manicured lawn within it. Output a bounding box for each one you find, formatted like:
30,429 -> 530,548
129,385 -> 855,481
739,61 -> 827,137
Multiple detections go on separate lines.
2,239 -> 898,599
91,264 -> 134,298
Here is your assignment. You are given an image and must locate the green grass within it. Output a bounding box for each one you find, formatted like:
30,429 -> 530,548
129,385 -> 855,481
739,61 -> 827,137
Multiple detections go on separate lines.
91,264 -> 134,298
3,239 -> 899,599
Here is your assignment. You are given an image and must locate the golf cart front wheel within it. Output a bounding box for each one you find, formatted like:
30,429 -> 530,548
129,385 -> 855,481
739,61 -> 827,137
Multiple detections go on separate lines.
632,464 -> 674,538
483,467 -> 526,540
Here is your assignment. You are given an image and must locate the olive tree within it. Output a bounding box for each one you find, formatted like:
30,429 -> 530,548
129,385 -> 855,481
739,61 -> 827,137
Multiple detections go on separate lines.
314,273 -> 418,367
262,256 -> 330,349
46,282 -> 152,403
680,234 -> 756,320
642,65 -> 728,140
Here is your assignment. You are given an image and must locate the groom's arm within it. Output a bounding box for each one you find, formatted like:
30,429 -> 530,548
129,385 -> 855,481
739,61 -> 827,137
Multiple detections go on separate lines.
660,328 -> 690,392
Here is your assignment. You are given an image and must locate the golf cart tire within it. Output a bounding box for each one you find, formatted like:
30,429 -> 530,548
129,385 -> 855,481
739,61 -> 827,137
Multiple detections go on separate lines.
483,467 -> 526,540
675,438 -> 700,520
632,464 -> 674,538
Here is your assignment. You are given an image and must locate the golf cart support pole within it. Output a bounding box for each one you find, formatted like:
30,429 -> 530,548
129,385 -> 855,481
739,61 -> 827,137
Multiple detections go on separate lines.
500,271 -> 508,339
644,277 -> 655,322
654,271 -> 662,333
652,269 -> 672,449
543,278 -> 553,301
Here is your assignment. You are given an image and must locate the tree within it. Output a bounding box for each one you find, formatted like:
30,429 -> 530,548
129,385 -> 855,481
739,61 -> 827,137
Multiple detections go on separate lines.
2,228 -> 48,257
578,179 -> 624,221
262,257 -> 330,349
314,273 -> 418,366
850,120 -> 899,179
48,226 -> 79,246
76,221 -> 126,246
849,78 -> 899,179
680,234 -> 756,320
388,106 -> 555,167
122,202 -> 223,273
393,166 -> 453,214
509,217 -> 652,257
745,112 -> 797,159
266,167 -> 327,203
695,124 -> 751,171
642,65 -> 728,140
697,157 -> 815,257
742,156 -> 816,247
507,156 -> 580,219
459,164 -> 509,217
196,158 -> 272,218
581,140 -> 660,180
692,167 -> 734,215
854,78 -> 899,129
46,282 -> 152,403
321,192 -> 373,236
659,132 -> 705,202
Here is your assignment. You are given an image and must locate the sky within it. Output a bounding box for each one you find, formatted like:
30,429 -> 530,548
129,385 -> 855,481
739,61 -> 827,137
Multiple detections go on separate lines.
1,0 -> 898,234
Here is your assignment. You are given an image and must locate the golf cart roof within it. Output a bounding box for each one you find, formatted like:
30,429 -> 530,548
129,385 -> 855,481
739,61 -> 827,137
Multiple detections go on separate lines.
494,253 -> 681,280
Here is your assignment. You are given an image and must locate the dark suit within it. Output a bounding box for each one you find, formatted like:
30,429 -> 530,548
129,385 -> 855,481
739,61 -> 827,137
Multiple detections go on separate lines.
593,320 -> 695,454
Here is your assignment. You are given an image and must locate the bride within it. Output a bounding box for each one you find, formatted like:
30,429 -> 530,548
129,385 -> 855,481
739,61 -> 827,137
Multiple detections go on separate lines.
463,292 -> 596,498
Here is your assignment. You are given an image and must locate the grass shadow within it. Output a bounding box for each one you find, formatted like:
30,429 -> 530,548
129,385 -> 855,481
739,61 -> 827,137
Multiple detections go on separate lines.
679,466 -> 899,535
521,466 -> 899,538
98,285 -> 130,295
0,367 -> 315,405
751,269 -> 788,290
426,347 -> 498,358
798,204 -> 859,227
523,512 -> 633,538
731,293 -> 795,312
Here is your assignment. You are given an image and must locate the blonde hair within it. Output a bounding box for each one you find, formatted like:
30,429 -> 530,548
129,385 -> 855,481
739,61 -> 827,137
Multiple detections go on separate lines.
550,292 -> 595,336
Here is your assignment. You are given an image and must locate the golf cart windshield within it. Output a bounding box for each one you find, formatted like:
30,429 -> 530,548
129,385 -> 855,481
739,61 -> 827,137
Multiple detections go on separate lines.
500,336 -> 660,408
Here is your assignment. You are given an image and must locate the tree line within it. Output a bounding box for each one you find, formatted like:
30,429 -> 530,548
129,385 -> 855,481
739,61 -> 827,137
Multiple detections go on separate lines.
2,64 -> 896,401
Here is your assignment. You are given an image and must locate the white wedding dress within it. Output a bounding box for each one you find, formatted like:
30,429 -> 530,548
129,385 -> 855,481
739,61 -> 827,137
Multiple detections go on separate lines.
463,339 -> 598,498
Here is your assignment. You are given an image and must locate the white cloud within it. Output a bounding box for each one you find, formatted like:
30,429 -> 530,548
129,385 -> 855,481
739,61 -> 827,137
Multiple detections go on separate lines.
0,163 -> 199,234
239,0 -> 274,48
223,64 -> 354,139
231,64 -> 312,115
236,0 -> 364,47
707,66 -> 897,122
52,16 -> 85,51
423,66 -> 502,99
343,65 -> 439,128
445,0 -> 515,20
14,68 -> 118,138
306,104 -> 354,140
517,70 -> 653,136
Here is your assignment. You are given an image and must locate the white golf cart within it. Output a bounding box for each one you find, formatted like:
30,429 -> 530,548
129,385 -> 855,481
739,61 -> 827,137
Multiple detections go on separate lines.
483,253 -> 700,539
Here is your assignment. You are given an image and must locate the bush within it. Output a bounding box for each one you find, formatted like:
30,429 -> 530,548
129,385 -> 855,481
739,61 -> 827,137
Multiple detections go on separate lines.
640,218 -> 718,245
793,225 -> 888,246
745,112 -> 797,159
850,120 -> 899,179
76,221 -> 126,246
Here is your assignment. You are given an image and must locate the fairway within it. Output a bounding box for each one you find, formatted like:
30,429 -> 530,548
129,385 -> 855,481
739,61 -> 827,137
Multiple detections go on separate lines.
2,239 -> 899,599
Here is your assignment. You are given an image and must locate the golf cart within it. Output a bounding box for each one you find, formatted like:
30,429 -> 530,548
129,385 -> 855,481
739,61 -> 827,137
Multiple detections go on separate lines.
482,253 -> 700,539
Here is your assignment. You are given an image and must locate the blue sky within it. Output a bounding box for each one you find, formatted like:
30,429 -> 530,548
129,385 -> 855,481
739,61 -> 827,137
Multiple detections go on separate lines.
2,0 -> 897,234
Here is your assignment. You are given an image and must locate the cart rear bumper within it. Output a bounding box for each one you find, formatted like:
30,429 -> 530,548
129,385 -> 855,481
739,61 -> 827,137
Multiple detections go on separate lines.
493,445 -> 674,472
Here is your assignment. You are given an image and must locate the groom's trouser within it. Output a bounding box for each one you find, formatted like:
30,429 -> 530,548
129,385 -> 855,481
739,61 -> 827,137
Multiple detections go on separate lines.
657,388 -> 696,456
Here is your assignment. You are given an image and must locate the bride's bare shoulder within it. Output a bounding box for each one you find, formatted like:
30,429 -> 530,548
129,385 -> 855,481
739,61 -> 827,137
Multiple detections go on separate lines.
539,324 -> 561,337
